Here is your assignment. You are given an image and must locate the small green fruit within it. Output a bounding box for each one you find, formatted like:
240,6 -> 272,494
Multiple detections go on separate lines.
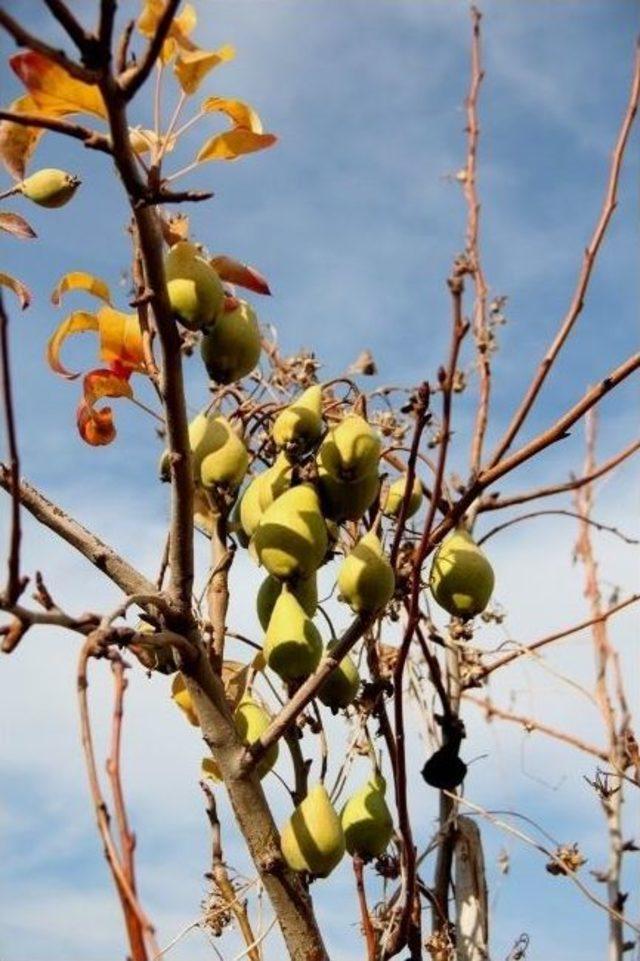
199,416 -> 249,489
341,772 -> 393,860
317,466 -> 379,522
20,168 -> 80,208
201,299 -> 261,383
383,474 -> 423,519
272,385 -> 323,453
280,783 -> 345,876
165,241 -> 224,330
253,484 -> 328,580
429,528 -> 494,619
264,586 -> 322,680
318,640 -> 360,711
257,573 -> 318,632
337,531 -> 395,614
318,414 -> 381,481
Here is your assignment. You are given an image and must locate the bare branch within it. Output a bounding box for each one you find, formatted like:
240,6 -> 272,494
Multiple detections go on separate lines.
489,43 -> 640,466
0,7 -> 98,82
0,294 -> 23,606
41,0 -> 91,54
119,0 -> 182,100
0,110 -> 112,154
477,509 -> 638,548
0,467 -> 156,597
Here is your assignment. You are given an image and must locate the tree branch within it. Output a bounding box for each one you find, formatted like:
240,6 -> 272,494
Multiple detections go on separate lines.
0,110 -> 112,154
477,508 -> 638,548
41,0 -> 91,55
0,466 -> 156,597
118,0 -> 182,100
0,7 -> 98,82
488,42 -> 640,466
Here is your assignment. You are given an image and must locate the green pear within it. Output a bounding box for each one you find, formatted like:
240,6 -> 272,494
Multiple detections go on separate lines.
202,694 -> 279,782
199,416 -> 249,489
383,474 -> 423,519
171,673 -> 199,726
201,299 -> 261,384
258,452 -> 293,511
239,474 -> 265,540
234,695 -> 279,779
280,783 -> 345,876
19,168 -> 80,207
318,640 -> 360,711
317,466 -> 379,522
318,414 -> 381,481
230,494 -> 250,547
337,531 -> 395,613
253,484 -> 328,580
429,527 -> 494,619
257,573 -> 318,631
272,385 -> 323,453
165,241 -> 224,330
263,586 -> 322,680
341,772 -> 393,860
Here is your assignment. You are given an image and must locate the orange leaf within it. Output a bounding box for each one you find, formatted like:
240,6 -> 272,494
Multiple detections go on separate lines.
0,272 -> 31,309
51,272 -> 111,306
210,255 -> 271,295
47,311 -> 99,379
0,95 -> 46,180
173,44 -> 235,95
0,211 -> 36,240
10,51 -> 106,119
77,368 -> 133,446
97,306 -> 146,372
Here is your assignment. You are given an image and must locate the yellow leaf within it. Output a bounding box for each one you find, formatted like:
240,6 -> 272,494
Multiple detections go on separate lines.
173,44 -> 235,95
47,310 -> 99,378
0,96 -> 46,180
10,51 -> 106,120
97,306 -> 146,372
201,96 -> 264,131
138,1 -> 197,63
0,272 -> 31,309
201,756 -> 222,783
129,126 -> 177,155
222,660 -> 250,712
197,97 -> 277,161
197,128 -> 277,162
51,272 -> 112,307
77,368 -> 133,446
171,672 -> 199,725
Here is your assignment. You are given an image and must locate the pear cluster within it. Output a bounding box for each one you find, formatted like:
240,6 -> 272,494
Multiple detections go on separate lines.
163,239 -> 264,385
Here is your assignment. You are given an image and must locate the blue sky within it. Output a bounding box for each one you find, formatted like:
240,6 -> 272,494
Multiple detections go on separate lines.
0,2 -> 639,960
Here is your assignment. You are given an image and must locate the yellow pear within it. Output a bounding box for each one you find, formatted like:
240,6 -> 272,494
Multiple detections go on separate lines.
201,694 -> 279,783
341,772 -> 393,860
318,640 -> 360,711
383,474 -> 423,519
257,573 -> 318,631
165,241 -> 224,330
337,531 -> 395,613
230,494 -> 250,547
317,465 -> 379,522
199,416 -> 249,489
280,783 -> 345,876
238,474 -> 266,540
272,385 -> 323,453
429,527 -> 494,619
201,299 -> 261,383
253,484 -> 328,580
171,673 -> 199,726
263,586 -> 322,680
318,414 -> 381,481
19,168 -> 80,207
257,452 -> 292,511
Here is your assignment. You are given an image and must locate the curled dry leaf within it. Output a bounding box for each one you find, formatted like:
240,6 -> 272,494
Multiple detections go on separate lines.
76,368 -> 133,446
51,271 -> 111,307
0,211 -> 36,240
0,272 -> 31,309
174,44 -> 235,95
210,255 -> 271,295
197,97 -> 277,162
